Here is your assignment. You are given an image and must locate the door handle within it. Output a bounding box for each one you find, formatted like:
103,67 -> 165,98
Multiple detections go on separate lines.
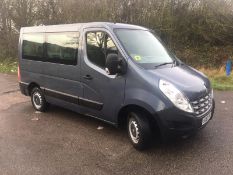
83,74 -> 93,80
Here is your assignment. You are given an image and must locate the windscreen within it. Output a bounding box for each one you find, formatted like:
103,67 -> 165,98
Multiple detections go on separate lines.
115,29 -> 174,68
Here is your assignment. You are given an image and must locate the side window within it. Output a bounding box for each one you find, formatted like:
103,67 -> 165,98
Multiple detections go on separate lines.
86,32 -> 106,68
86,32 -> 118,68
46,32 -> 79,65
22,33 -> 44,60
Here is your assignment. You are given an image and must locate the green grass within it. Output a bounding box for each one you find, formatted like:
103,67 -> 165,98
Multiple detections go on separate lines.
0,59 -> 18,74
199,67 -> 233,91
209,75 -> 233,91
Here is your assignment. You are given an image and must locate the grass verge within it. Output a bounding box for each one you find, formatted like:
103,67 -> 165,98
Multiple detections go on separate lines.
199,67 -> 233,91
0,58 -> 18,74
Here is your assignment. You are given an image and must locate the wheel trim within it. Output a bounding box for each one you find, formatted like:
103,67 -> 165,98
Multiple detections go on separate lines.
33,92 -> 42,109
129,119 -> 140,144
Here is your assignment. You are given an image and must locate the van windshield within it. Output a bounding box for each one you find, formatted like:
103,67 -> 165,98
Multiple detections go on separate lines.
114,29 -> 174,69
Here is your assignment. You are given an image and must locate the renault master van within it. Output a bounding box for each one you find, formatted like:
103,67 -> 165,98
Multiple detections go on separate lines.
18,22 -> 215,150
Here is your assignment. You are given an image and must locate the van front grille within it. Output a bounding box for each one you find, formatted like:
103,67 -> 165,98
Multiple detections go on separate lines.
191,92 -> 212,116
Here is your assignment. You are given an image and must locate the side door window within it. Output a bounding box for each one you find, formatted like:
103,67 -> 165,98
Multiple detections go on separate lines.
86,31 -> 118,69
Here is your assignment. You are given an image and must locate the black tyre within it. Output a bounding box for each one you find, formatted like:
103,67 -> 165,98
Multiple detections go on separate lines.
31,87 -> 48,112
127,111 -> 152,150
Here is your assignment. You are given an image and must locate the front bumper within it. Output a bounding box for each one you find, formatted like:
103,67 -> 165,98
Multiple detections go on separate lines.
156,99 -> 215,141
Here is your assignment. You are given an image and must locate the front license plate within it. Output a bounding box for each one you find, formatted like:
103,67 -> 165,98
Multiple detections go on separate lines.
202,112 -> 212,125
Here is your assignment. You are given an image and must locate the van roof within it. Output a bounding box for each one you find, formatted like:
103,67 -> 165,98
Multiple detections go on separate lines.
21,22 -> 148,33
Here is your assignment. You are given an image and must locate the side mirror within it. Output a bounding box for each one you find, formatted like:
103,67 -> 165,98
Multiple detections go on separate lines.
105,53 -> 126,75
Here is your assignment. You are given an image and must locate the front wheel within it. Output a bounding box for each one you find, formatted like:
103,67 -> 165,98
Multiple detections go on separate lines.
127,112 -> 152,150
31,87 -> 48,112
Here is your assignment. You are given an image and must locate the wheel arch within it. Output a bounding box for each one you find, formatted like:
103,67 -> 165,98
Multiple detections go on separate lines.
117,104 -> 160,133
28,82 -> 40,95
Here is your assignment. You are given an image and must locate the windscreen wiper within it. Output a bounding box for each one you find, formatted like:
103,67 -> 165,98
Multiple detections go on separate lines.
154,60 -> 175,68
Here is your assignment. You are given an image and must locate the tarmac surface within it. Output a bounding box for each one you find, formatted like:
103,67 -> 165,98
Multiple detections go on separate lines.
0,73 -> 233,175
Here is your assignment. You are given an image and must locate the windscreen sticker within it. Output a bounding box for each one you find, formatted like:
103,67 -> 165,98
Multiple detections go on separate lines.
134,55 -> 141,61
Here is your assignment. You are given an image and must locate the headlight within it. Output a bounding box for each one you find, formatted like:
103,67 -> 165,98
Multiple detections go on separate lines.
159,80 -> 194,113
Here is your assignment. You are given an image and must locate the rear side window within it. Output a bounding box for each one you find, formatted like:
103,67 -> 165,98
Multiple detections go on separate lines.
46,32 -> 79,65
22,33 -> 44,60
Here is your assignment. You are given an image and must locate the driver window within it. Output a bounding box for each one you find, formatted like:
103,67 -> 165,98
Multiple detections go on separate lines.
86,31 -> 118,69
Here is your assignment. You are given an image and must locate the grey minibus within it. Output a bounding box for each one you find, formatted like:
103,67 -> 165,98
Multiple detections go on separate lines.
18,22 -> 215,150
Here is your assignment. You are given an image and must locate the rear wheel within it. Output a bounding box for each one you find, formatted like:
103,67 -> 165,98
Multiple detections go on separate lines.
31,87 -> 48,112
127,111 -> 152,150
